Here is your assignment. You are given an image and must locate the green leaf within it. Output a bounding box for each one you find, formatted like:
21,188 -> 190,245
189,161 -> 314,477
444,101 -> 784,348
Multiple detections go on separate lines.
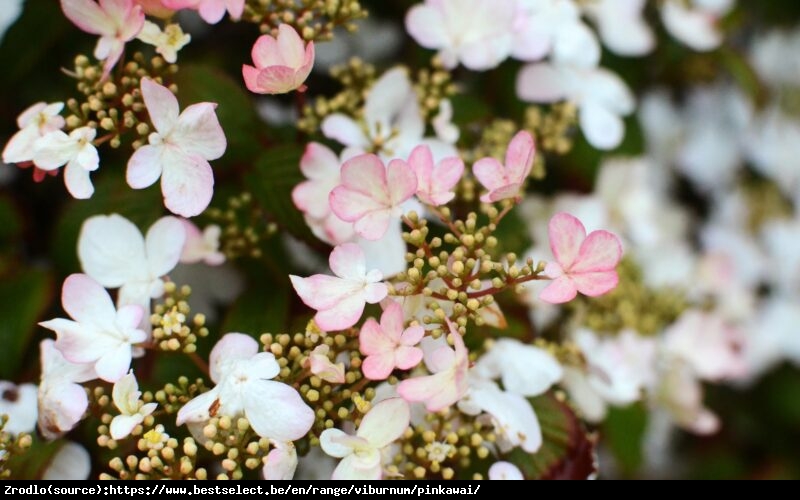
4,438 -> 65,480
603,403 -> 648,476
0,268 -> 53,380
173,65 -> 264,166
222,275 -> 289,336
507,394 -> 597,480
247,145 -> 316,243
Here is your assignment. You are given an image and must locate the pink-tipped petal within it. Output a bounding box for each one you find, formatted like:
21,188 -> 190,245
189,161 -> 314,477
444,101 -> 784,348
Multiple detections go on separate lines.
160,151 -> 214,217
538,276 -> 579,304
126,144 -> 163,189
141,77 -> 179,134
328,243 -> 367,280
572,230 -> 623,273
394,345 -> 423,371
571,270 -> 619,297
473,157 -> 505,192
505,131 -> 535,182
548,212 -> 587,269
386,159 -> 418,205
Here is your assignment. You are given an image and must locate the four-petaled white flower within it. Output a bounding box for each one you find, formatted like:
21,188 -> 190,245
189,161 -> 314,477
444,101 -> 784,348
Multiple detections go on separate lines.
38,339 -> 96,440
109,370 -> 157,440
33,127 -> 100,199
2,102 -> 65,164
290,243 -> 388,331
127,77 -> 226,217
60,0 -> 145,78
320,398 -> 410,480
0,380 -> 38,436
177,333 -> 314,442
516,63 -> 635,150
78,214 -> 186,324
39,274 -> 147,383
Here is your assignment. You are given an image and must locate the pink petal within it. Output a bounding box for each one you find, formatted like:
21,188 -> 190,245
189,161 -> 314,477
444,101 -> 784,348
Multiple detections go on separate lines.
126,144 -> 163,189
141,78 -> 179,135
379,302 -> 405,342
198,0 -> 226,23
250,33 -> 280,69
473,157 -> 506,192
430,156 -> 464,205
276,24 -> 305,68
363,281 -> 388,304
61,0 -> 114,35
62,274 -> 117,327
571,270 -> 619,297
399,324 -> 425,346
340,154 -> 389,202
362,352 -> 395,380
160,150 -> 214,217
254,66 -> 301,95
538,276 -> 578,304
173,103 -> 226,161
242,64 -> 262,93
314,293 -> 367,332
572,230 -> 623,273
394,345 -> 423,371
386,159 -> 418,205
328,243 -> 366,280
505,131 -> 535,183
408,144 -> 434,187
290,274 -> 360,311
353,210 -> 392,241
299,142 -> 339,179
329,188 -> 384,223
359,318 -> 390,357
397,371 -> 454,412
548,212 -> 587,269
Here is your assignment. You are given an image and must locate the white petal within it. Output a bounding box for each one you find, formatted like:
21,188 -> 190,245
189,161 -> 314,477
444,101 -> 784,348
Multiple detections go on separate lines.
244,380 -> 314,442
145,216 -> 186,279
78,214 -> 148,288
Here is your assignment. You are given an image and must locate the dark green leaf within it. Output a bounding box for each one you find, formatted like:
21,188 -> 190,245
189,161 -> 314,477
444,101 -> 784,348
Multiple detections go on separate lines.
0,268 -> 52,380
222,275 -> 289,336
603,403 -> 648,476
247,145 -> 316,243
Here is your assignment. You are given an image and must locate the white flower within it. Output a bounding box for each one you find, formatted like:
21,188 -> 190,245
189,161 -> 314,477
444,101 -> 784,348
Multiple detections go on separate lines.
582,0 -> 654,56
33,127 -> 100,199
110,371 -> 157,440
78,213 -> 186,324
516,63 -> 634,150
42,442 -> 92,480
0,380 -> 37,435
473,338 -> 562,397
321,67 -> 454,162
320,398 -> 410,480
177,333 -> 314,442
405,0 -> 515,71
561,329 -> 656,422
179,219 -> 225,266
660,0 -> 733,52
39,274 -> 147,383
489,461 -> 524,480
38,339 -> 96,440
2,102 -> 65,164
263,441 -> 299,480
513,0 -> 601,68
136,20 -> 190,63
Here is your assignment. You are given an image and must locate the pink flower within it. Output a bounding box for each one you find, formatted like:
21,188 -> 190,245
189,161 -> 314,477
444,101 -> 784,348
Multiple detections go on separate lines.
406,145 -> 463,206
243,24 -> 315,95
126,78 -> 226,217
319,398 -> 410,480
162,0 -> 243,24
2,102 -> 65,164
37,339 -> 96,440
359,302 -> 424,381
538,212 -> 622,304
60,0 -> 145,78
290,243 -> 388,331
396,323 -> 469,411
329,154 -> 418,241
473,131 -> 535,203
39,274 -> 147,383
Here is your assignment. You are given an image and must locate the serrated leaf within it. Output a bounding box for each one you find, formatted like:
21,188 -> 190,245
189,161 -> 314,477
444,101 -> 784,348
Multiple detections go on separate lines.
507,394 -> 597,480
247,146 -> 316,243
0,268 -> 52,380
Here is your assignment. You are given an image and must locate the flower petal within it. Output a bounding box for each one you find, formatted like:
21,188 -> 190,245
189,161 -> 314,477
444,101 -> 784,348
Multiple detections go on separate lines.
78,214 -> 148,288
356,398 -> 409,448
141,77 -> 179,134
571,270 -> 619,297
160,150 -> 214,217
572,230 -> 623,273
126,144 -> 164,189
173,103 -> 226,160
244,380 -> 314,441
145,216 -> 186,279
61,273 -> 117,327
538,276 -> 578,304
548,212 -> 586,269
